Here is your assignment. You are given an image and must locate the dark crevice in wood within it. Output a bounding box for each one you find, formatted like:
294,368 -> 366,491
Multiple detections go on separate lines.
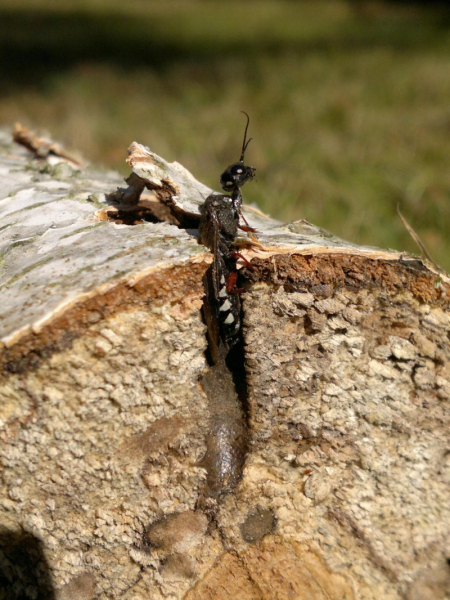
198,285 -> 249,502
105,172 -> 200,229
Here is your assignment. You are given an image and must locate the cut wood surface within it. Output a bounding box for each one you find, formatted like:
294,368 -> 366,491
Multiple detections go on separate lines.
0,129 -> 449,600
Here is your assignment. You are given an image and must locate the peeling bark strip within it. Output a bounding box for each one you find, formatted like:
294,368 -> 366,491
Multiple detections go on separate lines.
12,122 -> 82,168
1,129 -> 450,600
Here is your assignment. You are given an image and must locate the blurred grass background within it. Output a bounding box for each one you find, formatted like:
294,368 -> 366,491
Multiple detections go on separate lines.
1,0 -> 450,269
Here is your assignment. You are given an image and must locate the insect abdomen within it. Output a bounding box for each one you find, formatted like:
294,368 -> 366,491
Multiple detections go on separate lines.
217,271 -> 240,348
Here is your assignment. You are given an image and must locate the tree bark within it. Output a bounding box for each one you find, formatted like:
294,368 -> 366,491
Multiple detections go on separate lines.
0,130 -> 449,600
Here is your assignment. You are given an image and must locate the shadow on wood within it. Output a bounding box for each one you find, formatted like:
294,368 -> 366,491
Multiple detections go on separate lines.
0,528 -> 55,600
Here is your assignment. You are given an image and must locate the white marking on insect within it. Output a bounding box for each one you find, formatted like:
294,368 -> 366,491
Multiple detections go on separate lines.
220,275 -> 226,284
224,313 -> 234,324
220,299 -> 231,311
219,286 -> 227,298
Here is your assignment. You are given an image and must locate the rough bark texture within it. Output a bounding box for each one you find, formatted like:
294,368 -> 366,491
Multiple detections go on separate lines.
0,130 -> 449,600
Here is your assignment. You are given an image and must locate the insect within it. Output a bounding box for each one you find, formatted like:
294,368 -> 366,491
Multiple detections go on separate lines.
198,113 -> 255,499
199,112 -> 256,363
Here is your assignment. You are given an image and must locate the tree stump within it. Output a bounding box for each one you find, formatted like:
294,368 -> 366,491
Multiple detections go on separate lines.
0,129 -> 449,600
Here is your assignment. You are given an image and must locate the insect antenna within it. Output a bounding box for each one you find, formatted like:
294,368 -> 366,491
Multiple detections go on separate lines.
240,111 -> 252,163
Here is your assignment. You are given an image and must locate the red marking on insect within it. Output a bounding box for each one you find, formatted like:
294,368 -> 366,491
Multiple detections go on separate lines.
226,272 -> 238,293
304,469 -> 313,475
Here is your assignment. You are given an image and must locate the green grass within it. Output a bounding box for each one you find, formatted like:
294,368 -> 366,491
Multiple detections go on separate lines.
1,0 -> 450,269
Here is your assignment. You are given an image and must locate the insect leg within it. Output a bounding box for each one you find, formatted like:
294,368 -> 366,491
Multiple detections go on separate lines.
225,272 -> 245,294
238,209 -> 257,233
231,250 -> 254,270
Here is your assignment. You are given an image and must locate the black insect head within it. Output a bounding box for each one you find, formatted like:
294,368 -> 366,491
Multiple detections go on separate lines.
219,112 -> 256,195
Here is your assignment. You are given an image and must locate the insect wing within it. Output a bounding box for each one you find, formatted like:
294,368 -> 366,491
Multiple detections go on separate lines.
199,202 -> 222,363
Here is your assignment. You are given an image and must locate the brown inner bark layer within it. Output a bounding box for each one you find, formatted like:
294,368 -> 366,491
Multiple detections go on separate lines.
242,253 -> 449,306
3,252 -> 448,378
0,260 -> 209,377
